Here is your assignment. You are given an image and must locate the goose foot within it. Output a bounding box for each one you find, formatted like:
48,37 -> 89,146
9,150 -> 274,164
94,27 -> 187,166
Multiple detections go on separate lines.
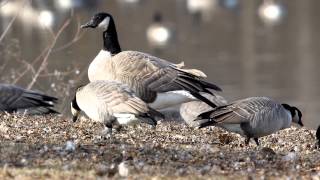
100,126 -> 113,139
245,137 -> 251,146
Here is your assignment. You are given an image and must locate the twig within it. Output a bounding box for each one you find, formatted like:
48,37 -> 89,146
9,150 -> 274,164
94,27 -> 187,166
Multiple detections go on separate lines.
38,70 -> 75,77
0,0 -> 28,43
0,12 -> 18,43
52,12 -> 85,52
0,0 -> 10,8
27,18 -> 71,89
12,46 -> 50,84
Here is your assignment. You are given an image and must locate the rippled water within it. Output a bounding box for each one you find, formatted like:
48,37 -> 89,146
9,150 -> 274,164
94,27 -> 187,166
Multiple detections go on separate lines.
1,0 -> 319,129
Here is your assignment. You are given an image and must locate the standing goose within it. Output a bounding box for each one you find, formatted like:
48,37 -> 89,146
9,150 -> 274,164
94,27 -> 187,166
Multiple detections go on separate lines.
0,84 -> 58,114
71,81 -> 164,135
196,97 -> 303,145
80,12 -> 222,110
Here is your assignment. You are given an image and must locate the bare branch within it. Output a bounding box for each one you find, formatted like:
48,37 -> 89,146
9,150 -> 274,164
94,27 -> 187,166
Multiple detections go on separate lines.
52,16 -> 85,52
0,0 -> 28,43
12,45 -> 51,84
27,18 -> 71,89
0,0 -> 10,8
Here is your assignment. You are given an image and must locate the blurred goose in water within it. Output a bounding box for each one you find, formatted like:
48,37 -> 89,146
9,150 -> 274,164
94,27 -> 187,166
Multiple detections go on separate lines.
197,97 -> 303,146
80,12 -> 222,110
179,93 -> 227,127
0,84 -> 58,114
71,81 -> 164,136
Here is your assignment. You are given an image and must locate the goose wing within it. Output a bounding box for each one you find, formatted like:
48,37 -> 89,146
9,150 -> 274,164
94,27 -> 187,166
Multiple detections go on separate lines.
197,97 -> 282,128
0,84 -> 58,113
111,51 -> 221,106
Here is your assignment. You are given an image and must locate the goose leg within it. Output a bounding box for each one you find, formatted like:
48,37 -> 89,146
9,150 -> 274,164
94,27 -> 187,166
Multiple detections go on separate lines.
113,120 -> 123,132
245,137 -> 251,146
101,123 -> 113,139
254,138 -> 260,146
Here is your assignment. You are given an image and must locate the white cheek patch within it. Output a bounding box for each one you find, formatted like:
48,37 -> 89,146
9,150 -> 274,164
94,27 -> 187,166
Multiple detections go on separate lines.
98,17 -> 110,30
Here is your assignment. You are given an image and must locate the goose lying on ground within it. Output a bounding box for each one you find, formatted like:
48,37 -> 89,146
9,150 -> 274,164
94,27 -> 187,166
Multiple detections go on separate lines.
197,97 -> 303,146
71,80 -> 164,136
179,93 -> 227,127
158,93 -> 227,124
80,12 -> 222,110
0,84 -> 58,114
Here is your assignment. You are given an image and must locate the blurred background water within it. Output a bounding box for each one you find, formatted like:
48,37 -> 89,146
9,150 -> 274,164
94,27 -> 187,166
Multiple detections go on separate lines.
0,0 -> 319,129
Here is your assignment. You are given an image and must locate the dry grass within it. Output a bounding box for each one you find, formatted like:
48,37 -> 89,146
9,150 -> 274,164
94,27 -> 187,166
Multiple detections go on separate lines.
0,114 -> 319,179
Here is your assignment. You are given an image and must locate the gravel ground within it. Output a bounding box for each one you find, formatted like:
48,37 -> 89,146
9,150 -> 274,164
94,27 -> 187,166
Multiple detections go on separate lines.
0,113 -> 319,179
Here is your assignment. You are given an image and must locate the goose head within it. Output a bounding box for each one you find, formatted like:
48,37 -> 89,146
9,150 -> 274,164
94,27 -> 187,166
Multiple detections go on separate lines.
81,12 -> 113,30
282,103 -> 303,126
70,96 -> 80,122
81,12 -> 121,53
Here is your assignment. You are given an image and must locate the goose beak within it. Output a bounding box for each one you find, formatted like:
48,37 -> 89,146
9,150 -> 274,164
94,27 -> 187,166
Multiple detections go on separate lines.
298,121 -> 304,127
81,20 -> 95,29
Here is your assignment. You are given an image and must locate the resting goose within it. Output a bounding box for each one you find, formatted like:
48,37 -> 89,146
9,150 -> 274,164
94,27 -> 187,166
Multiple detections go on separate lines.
197,97 -> 303,146
80,12 -> 222,110
71,80 -> 164,135
0,84 -> 58,114
179,93 -> 227,127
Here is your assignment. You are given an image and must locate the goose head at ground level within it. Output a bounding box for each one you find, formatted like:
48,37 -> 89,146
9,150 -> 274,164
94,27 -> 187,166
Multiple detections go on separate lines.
282,103 -> 303,126
70,85 -> 84,122
81,12 -> 121,54
71,96 -> 80,122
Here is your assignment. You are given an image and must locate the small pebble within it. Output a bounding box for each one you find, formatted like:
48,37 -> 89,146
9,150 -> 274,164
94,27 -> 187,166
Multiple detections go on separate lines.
65,141 -> 76,152
282,152 -> 297,162
118,161 -> 129,177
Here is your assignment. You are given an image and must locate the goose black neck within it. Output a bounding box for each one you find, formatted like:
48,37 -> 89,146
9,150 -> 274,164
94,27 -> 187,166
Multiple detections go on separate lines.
282,103 -> 294,116
71,95 -> 80,111
103,19 -> 121,54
